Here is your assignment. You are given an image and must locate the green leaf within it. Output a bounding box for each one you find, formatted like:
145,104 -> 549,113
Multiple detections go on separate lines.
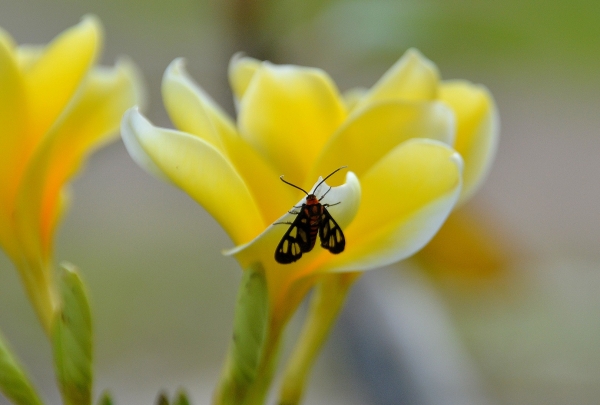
52,263 -> 93,405
96,391 -> 113,405
155,392 -> 169,405
230,264 -> 268,386
172,391 -> 190,405
0,331 -> 44,405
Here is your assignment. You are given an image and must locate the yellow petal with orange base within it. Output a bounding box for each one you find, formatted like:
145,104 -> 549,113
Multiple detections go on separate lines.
0,31 -> 26,260
16,59 -> 142,263
0,15 -> 101,262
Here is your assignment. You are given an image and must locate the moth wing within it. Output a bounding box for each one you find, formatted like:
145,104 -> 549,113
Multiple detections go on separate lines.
319,208 -> 345,254
275,210 -> 312,264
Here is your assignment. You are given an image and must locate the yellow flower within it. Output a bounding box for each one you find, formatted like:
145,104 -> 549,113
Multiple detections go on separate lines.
122,48 -> 498,404
0,16 -> 142,333
121,49 -> 472,323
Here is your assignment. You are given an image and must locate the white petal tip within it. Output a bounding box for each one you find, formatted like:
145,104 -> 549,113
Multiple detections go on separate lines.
165,58 -> 190,82
120,108 -> 170,183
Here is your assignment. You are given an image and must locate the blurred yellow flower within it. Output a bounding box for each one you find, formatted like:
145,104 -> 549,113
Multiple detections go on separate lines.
121,49 -> 472,322
0,16 -> 142,333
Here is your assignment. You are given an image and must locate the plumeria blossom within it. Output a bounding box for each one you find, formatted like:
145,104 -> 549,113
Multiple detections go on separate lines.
119,49 -> 487,324
122,49 -> 497,404
0,16 -> 142,333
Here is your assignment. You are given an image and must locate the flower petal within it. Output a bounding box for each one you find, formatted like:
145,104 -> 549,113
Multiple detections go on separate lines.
162,58 -> 233,151
162,58 -> 298,224
439,80 -> 499,202
0,32 -> 27,260
310,100 -> 455,181
16,45 -> 44,71
228,53 -> 261,104
0,26 -> 15,51
323,139 -> 463,272
414,206 -> 512,279
354,48 -> 439,111
342,87 -> 368,112
24,15 -> 101,142
237,62 -> 347,185
15,59 -> 142,260
121,109 -> 264,245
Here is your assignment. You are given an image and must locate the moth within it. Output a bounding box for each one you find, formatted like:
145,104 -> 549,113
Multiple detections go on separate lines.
274,167 -> 347,264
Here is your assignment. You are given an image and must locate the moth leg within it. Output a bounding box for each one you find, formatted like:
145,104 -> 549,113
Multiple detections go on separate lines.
288,210 -> 300,214
323,201 -> 341,208
274,221 -> 294,225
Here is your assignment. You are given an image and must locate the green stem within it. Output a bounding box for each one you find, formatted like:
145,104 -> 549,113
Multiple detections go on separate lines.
278,273 -> 360,405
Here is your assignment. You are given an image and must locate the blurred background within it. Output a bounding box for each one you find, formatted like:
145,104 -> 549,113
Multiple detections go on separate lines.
1,0 -> 600,404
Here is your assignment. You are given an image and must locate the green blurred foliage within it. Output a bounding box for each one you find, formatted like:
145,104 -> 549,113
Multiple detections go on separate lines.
270,0 -> 600,85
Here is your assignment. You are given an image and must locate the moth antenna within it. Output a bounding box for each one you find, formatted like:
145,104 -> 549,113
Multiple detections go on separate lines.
314,166 -> 347,193
280,175 -> 309,195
